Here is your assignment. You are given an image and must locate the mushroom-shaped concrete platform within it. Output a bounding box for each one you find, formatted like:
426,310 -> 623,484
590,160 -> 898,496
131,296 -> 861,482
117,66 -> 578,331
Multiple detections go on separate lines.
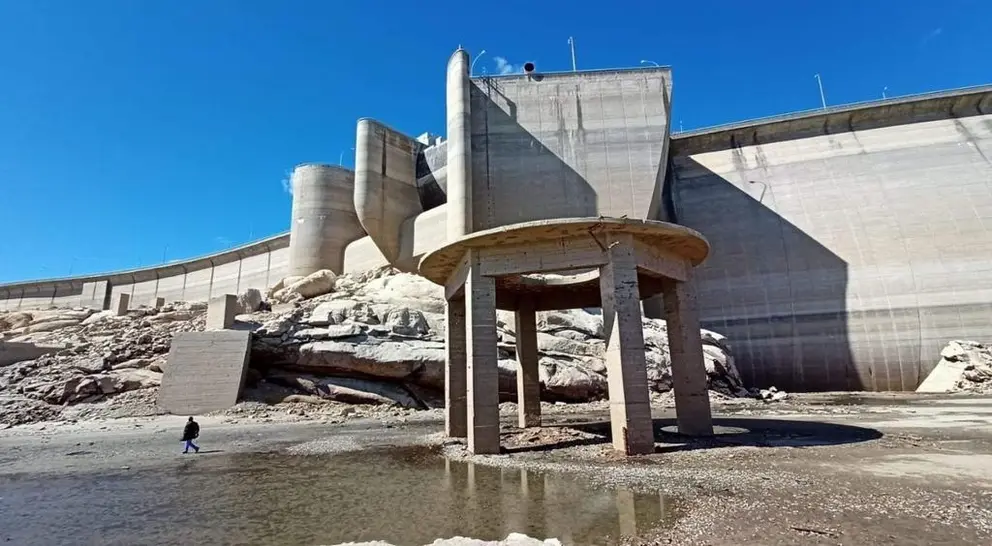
418,217 -> 715,456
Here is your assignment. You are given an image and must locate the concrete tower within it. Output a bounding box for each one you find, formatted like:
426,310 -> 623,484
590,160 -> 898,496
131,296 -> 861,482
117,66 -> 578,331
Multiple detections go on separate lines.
287,164 -> 366,277
445,48 -> 473,240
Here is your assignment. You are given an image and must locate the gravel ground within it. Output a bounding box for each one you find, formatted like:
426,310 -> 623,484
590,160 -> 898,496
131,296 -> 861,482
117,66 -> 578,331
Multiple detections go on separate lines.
2,394 -> 991,545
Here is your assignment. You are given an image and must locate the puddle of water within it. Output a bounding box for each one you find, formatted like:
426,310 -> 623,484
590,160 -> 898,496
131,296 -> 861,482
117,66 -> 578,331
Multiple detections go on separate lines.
0,445 -> 680,545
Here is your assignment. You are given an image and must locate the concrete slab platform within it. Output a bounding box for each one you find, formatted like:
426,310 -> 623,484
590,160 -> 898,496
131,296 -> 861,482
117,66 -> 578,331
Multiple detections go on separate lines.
159,330 -> 251,415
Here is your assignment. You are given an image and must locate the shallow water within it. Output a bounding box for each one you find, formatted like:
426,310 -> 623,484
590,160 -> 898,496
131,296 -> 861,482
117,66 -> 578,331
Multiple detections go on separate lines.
0,445 -> 678,545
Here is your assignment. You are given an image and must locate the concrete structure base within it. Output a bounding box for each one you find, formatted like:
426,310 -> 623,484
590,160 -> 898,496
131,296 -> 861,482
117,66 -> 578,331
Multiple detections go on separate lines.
206,294 -> 238,330
421,218 -> 715,456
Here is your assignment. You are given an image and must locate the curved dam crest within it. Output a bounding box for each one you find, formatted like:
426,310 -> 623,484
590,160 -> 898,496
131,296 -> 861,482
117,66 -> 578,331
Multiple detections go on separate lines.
2,66 -> 990,393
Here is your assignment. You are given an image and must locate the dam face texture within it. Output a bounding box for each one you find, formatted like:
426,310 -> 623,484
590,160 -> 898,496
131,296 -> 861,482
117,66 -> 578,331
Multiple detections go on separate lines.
1,50 -> 991,401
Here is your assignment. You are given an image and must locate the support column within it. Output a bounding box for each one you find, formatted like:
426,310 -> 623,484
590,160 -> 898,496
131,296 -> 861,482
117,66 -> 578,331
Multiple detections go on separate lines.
599,234 -> 654,455
445,296 -> 467,438
662,277 -> 714,436
466,253 -> 499,454
515,300 -> 541,428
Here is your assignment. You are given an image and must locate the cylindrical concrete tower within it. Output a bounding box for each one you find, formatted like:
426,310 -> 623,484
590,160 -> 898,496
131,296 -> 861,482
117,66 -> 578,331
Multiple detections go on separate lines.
446,48 -> 473,240
287,164 -> 366,278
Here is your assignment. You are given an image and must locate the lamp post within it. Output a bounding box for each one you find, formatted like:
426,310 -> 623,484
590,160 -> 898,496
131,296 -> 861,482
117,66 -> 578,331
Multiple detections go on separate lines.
470,49 -> 486,76
567,37 -> 577,71
814,73 -> 827,109
640,60 -> 660,67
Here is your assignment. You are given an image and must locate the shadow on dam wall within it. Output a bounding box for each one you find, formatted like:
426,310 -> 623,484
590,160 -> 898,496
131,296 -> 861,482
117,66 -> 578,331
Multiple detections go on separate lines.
670,159 -> 858,392
470,76 -> 600,228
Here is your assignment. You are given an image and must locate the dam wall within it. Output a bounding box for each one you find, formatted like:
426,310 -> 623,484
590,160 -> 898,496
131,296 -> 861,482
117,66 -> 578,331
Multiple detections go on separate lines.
3,72 -> 991,394
0,234 -> 290,312
669,85 -> 992,391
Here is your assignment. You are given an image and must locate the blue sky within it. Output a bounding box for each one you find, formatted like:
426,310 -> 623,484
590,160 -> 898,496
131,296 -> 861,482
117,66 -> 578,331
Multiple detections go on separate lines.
0,0 -> 989,282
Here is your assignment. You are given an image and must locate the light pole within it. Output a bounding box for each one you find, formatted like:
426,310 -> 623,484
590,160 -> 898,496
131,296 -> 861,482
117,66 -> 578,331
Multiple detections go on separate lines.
882,86 -> 888,99
339,147 -> 354,166
567,37 -> 577,71
814,73 -> 827,109
640,60 -> 660,67
470,49 -> 486,76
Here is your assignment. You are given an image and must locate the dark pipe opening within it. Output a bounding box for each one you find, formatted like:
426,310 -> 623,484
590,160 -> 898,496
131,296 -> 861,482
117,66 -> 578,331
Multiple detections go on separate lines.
523,62 -> 535,73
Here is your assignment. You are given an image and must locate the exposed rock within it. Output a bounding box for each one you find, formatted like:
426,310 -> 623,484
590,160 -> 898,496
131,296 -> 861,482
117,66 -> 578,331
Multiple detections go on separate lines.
0,268 -> 749,427
919,340 -> 992,394
0,312 -> 33,332
25,319 -> 83,333
273,270 -> 337,302
237,288 -> 264,313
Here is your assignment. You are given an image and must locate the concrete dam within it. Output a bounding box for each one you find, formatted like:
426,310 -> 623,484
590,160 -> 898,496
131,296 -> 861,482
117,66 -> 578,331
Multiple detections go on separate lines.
2,51 -> 990,393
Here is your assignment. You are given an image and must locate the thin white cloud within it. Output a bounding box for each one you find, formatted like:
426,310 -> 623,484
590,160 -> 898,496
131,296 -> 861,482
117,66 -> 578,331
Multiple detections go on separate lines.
494,56 -> 517,75
922,27 -> 943,46
280,170 -> 293,195
214,236 -> 232,247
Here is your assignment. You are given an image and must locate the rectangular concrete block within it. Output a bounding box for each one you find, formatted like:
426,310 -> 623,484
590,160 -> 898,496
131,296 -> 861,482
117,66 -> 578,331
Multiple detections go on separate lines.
159,330 -> 252,415
113,293 -> 130,316
150,297 -> 165,309
206,294 -> 237,330
0,341 -> 63,367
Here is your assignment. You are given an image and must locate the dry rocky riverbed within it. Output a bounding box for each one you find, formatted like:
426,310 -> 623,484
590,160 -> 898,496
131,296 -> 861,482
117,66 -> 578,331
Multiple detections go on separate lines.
1,394 -> 990,545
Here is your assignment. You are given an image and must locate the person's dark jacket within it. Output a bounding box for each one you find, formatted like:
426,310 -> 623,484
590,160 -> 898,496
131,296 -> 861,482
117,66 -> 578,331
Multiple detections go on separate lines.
182,421 -> 199,442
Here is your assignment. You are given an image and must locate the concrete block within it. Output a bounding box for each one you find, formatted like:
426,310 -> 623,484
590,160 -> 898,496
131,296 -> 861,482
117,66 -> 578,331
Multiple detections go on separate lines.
0,341 -> 63,367
150,297 -> 165,309
113,293 -> 130,316
206,294 -> 237,330
159,330 -> 252,415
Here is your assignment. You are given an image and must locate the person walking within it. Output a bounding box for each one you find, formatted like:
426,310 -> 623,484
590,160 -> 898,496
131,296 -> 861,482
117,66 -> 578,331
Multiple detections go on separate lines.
181,416 -> 200,454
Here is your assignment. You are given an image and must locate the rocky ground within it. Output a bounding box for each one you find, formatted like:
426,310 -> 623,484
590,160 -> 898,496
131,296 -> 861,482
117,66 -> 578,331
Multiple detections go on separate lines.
1,267 -> 761,428
932,340 -> 992,393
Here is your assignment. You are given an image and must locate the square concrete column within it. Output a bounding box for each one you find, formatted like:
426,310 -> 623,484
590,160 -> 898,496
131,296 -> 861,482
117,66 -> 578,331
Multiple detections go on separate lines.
465,254 -> 500,454
150,297 -> 165,309
599,234 -> 654,455
445,296 -> 467,438
514,300 -> 541,428
662,278 -> 714,436
206,294 -> 238,330
113,293 -> 130,316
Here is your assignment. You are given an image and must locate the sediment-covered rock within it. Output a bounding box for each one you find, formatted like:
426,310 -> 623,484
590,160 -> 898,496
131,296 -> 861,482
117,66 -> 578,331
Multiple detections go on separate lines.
919,340 -> 992,393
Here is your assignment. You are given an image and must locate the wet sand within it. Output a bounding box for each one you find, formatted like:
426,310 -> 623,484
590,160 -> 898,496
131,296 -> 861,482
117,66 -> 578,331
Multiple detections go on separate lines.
1,395 -> 991,545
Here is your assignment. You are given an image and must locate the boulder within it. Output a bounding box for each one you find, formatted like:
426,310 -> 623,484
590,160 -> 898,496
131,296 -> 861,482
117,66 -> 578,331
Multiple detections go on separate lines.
237,288 -> 264,313
296,339 -> 445,382
111,369 -> 162,391
25,319 -> 82,333
0,312 -> 34,332
274,270 -> 336,302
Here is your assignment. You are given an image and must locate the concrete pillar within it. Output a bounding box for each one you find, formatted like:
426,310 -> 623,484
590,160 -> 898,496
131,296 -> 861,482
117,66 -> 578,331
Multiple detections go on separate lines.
514,301 -> 541,428
465,255 -> 499,454
599,234 -> 654,455
113,293 -> 130,316
445,296 -> 467,438
446,48 -> 473,240
662,278 -> 714,436
206,294 -> 238,330
150,297 -> 165,309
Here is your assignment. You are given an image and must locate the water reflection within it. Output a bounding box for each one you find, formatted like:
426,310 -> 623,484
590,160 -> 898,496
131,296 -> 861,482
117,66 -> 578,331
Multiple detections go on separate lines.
0,447 -> 679,545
